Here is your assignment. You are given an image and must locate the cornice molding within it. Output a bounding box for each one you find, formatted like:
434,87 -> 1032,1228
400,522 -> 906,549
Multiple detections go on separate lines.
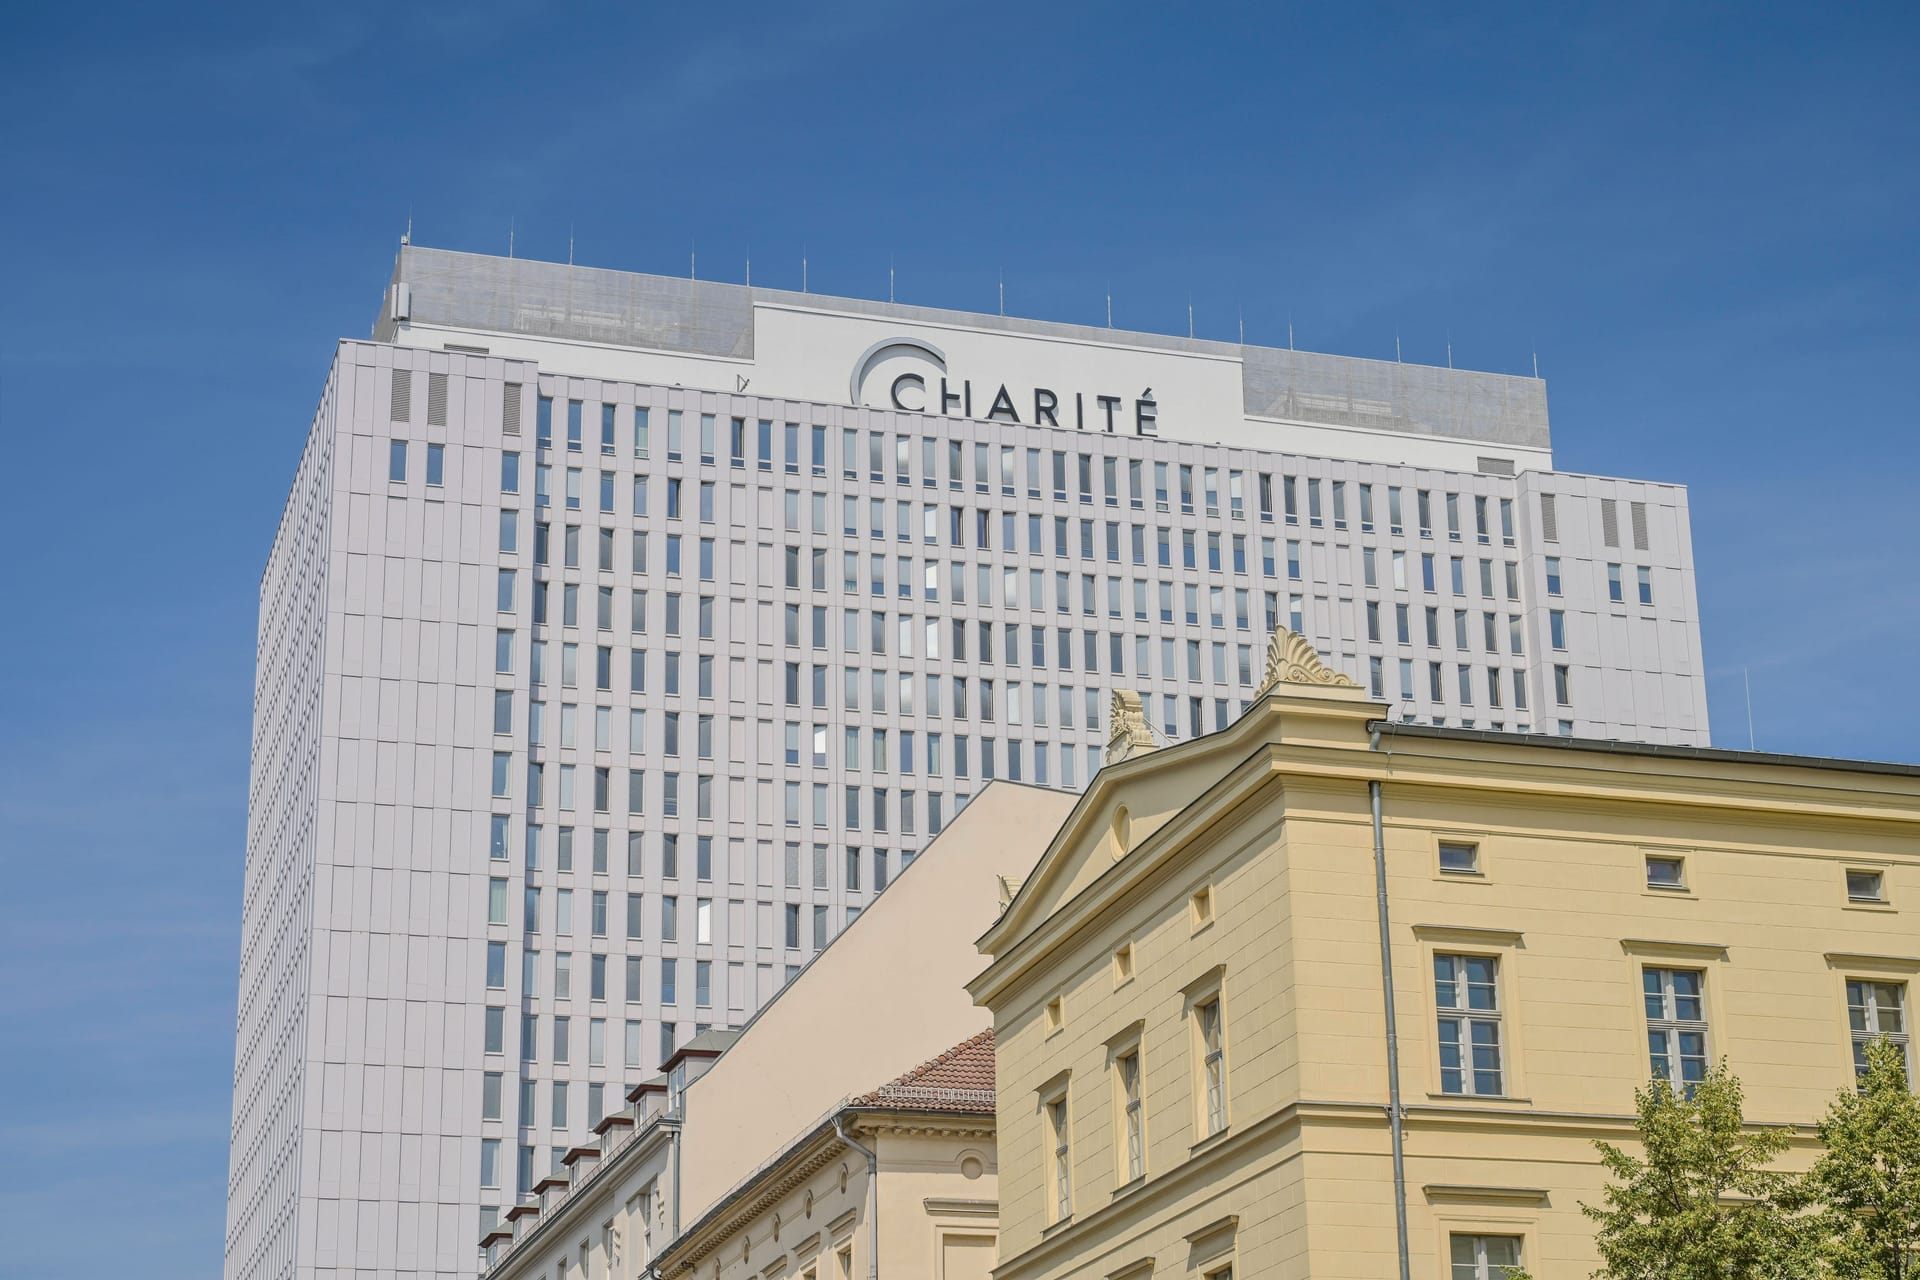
923,1197 -> 998,1219
1369,735 -> 1920,828
1183,1212 -> 1239,1262
1411,923 -> 1524,946
1825,951 -> 1920,973
1620,938 -> 1730,960
660,1137 -> 842,1274
1423,1184 -> 1552,1206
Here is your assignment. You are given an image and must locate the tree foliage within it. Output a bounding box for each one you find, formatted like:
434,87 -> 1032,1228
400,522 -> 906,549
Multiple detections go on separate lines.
1807,1038 -> 1920,1279
1583,1061 -> 1819,1279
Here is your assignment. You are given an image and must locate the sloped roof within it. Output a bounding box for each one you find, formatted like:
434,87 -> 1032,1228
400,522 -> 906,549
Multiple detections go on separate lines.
852,1028 -> 995,1114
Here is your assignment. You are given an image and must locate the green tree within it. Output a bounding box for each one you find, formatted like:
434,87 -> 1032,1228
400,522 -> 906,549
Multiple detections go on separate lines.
1807,1037 -> 1920,1279
1582,1061 -> 1818,1279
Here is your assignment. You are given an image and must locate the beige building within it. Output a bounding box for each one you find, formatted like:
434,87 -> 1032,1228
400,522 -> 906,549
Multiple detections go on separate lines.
969,628 -> 1918,1280
478,782 -> 1071,1280
655,1031 -> 998,1280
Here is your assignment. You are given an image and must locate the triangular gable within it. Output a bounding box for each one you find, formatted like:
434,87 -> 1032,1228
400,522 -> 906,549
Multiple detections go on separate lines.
981,674 -> 1381,961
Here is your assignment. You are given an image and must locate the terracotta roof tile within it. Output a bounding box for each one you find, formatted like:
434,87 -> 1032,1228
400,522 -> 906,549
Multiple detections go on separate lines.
852,1028 -> 995,1114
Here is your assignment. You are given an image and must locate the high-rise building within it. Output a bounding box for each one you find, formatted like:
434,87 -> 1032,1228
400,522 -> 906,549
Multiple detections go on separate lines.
226,245 -> 1709,1280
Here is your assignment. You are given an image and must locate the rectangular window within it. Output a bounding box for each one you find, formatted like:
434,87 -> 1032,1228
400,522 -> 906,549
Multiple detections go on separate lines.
1197,996 -> 1227,1136
1438,841 -> 1479,874
1115,1049 -> 1143,1183
1847,980 -> 1909,1079
1646,854 -> 1686,889
1435,954 -> 1502,1096
1449,1234 -> 1523,1280
387,439 -> 407,483
1644,967 -> 1708,1090
1848,869 -> 1886,903
1047,1095 -> 1072,1222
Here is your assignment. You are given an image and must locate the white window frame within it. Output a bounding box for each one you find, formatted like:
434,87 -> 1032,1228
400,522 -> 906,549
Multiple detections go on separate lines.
1847,978 -> 1910,1080
1449,1232 -> 1524,1279
1435,953 -> 1504,1097
1643,966 -> 1709,1089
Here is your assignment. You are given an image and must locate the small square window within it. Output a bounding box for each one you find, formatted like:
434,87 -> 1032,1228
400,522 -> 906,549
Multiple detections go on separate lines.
1113,943 -> 1135,986
1438,841 -> 1480,874
1044,995 -> 1064,1034
1646,855 -> 1687,890
1847,869 -> 1886,903
1190,886 -> 1215,931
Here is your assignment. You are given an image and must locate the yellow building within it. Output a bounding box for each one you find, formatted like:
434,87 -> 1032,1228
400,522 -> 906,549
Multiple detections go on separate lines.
968,628 -> 1918,1280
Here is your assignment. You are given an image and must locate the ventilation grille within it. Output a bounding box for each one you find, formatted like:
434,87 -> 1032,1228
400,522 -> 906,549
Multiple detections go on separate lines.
390,370 -> 412,423
1630,501 -> 1649,551
427,372 -> 449,427
1600,498 -> 1619,548
1539,494 -> 1558,543
1475,456 -> 1515,476
503,383 -> 523,435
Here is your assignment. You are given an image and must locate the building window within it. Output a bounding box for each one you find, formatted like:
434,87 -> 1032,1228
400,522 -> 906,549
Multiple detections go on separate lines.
1449,1233 -> 1524,1279
1435,954 -> 1503,1096
388,439 -> 407,482
1847,869 -> 1886,903
1847,980 -> 1909,1080
1438,841 -> 1479,874
1644,968 -> 1708,1090
1115,1048 -> 1143,1183
1646,854 -> 1686,890
1047,1094 -> 1072,1222
1197,995 -> 1227,1136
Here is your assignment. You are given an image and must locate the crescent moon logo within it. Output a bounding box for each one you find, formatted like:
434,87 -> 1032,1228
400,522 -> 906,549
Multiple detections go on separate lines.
849,337 -> 948,406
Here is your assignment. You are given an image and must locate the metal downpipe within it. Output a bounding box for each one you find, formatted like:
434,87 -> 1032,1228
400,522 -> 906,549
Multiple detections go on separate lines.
833,1114 -> 880,1280
1371,766 -> 1411,1280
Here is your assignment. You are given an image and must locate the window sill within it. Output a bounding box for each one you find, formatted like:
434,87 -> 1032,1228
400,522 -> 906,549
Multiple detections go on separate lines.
1111,1176 -> 1146,1201
1425,1092 -> 1533,1105
1436,869 -> 1487,883
1189,1126 -> 1232,1155
1642,884 -> 1693,899
1042,1215 -> 1075,1238
1843,900 -> 1897,914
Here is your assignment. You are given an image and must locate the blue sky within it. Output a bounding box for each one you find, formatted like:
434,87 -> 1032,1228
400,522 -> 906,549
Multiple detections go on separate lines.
0,2 -> 1915,1275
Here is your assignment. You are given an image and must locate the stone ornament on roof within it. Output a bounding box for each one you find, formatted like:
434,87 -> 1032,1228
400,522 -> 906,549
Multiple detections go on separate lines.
1105,689 -> 1158,763
1258,625 -> 1359,693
